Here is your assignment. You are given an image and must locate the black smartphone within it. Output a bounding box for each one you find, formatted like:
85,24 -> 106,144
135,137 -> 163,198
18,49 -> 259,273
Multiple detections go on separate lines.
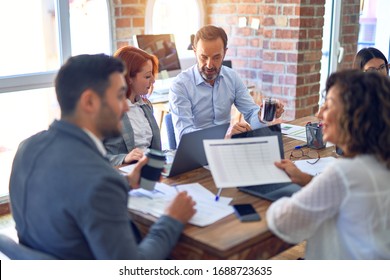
233,204 -> 261,222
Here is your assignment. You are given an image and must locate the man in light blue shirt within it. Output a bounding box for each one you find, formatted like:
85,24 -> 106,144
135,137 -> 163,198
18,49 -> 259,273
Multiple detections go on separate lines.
169,25 -> 284,143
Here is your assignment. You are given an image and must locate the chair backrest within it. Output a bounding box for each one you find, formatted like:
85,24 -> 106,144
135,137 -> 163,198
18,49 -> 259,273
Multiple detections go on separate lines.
222,60 -> 232,68
164,113 -> 177,150
0,234 -> 57,260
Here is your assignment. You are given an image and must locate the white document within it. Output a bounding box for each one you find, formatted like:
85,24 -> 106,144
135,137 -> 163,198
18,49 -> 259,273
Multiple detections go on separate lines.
293,156 -> 336,176
128,182 -> 234,227
119,164 -> 136,174
203,136 -> 291,188
281,123 -> 307,142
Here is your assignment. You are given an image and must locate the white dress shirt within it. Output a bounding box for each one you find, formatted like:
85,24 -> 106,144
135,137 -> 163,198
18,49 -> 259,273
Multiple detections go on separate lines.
267,154 -> 390,259
169,65 -> 265,144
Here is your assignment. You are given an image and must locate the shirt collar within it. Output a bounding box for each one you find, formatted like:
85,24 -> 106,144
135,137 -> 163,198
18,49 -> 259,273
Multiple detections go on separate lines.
82,128 -> 107,157
127,96 -> 145,107
193,64 -> 225,86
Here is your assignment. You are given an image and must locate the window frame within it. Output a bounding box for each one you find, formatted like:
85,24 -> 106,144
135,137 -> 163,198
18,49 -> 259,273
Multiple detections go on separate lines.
0,0 -> 113,210
0,0 -> 113,95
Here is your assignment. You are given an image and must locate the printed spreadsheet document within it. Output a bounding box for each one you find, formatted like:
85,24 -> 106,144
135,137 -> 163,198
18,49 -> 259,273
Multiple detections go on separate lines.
203,136 -> 291,188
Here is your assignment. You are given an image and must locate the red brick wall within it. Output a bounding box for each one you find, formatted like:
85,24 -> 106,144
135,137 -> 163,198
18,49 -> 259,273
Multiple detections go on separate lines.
111,0 -> 147,49
109,0 -> 360,119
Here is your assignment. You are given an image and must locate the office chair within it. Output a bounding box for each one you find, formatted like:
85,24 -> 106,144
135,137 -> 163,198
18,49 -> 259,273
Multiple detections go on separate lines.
0,234 -> 57,260
164,113 -> 177,150
222,60 -> 232,68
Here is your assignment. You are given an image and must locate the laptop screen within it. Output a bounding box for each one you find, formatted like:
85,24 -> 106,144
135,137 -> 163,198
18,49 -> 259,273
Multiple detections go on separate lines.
165,123 -> 230,177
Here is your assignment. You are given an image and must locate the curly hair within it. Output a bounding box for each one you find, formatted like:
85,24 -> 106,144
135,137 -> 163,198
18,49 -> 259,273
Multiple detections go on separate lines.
325,70 -> 390,168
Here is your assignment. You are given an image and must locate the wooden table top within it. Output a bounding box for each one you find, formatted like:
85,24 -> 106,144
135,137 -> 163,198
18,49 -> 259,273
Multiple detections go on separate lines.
129,116 -> 337,259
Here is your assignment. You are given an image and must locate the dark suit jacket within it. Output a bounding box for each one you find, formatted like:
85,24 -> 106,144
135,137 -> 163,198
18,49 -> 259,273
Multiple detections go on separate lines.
9,120 -> 183,259
104,103 -> 161,166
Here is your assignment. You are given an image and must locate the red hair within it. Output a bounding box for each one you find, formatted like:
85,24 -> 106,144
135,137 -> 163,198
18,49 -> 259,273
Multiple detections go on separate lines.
114,46 -> 158,98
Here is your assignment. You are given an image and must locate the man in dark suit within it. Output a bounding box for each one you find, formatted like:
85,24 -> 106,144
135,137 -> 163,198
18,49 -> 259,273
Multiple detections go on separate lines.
9,54 -> 196,259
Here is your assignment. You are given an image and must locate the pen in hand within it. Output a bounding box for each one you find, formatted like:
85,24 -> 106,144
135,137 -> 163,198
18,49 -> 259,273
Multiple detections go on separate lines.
215,188 -> 222,201
173,185 -> 179,193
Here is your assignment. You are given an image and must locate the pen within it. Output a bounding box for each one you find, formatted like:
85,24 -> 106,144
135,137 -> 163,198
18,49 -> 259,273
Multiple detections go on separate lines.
215,188 -> 222,201
294,144 -> 308,149
173,185 -> 179,193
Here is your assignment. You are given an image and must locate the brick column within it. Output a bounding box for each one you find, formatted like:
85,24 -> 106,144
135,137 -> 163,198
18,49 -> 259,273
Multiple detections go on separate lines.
206,0 -> 326,120
110,0 -> 147,50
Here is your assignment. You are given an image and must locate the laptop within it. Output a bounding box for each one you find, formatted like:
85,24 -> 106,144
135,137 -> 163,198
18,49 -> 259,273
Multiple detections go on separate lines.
163,123 -> 230,177
232,124 -> 301,201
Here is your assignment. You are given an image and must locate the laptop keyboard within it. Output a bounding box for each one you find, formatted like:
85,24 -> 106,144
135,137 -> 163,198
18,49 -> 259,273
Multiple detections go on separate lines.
240,183 -> 288,194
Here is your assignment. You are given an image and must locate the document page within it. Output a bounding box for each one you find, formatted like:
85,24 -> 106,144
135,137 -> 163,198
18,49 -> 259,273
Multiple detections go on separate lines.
294,156 -> 336,176
128,183 -> 234,227
281,123 -> 307,141
204,136 -> 291,188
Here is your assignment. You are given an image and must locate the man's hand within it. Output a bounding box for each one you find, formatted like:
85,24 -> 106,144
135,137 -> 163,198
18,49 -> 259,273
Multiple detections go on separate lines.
258,99 -> 285,122
275,101 -> 285,119
164,191 -> 196,224
225,122 -> 252,138
127,156 -> 148,188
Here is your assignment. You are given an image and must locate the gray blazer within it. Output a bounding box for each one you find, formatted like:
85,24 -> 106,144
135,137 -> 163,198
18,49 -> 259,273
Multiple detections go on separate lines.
9,120 -> 183,259
104,103 -> 161,166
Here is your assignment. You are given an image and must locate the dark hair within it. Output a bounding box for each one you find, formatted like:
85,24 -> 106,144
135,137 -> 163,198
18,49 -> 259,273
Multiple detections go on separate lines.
114,46 -> 158,98
55,54 -> 125,117
193,25 -> 228,49
353,47 -> 389,75
325,70 -> 390,168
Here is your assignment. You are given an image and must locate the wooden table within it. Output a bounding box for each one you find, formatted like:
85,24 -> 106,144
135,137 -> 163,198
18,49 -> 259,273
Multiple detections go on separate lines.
129,116 -> 337,259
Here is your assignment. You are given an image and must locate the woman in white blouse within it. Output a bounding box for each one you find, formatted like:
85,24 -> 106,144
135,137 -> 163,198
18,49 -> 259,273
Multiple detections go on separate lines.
104,46 -> 161,166
268,69 -> 390,259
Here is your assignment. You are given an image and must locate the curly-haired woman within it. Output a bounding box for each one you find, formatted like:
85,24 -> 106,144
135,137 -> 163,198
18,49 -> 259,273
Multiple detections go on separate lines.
268,70 -> 390,259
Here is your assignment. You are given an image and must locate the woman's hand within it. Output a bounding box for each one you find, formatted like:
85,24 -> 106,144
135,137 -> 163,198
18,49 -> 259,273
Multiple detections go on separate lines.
124,147 -> 145,164
274,159 -> 313,186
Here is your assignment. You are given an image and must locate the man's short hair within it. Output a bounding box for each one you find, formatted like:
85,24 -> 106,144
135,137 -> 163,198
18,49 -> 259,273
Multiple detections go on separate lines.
55,54 -> 125,117
193,25 -> 228,49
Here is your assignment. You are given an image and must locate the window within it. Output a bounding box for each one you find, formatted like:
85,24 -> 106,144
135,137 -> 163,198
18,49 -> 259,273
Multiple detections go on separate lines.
146,0 -> 204,59
358,0 -> 390,58
0,0 -> 112,200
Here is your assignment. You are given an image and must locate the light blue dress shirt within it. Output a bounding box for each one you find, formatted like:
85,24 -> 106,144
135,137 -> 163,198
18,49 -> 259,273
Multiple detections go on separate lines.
169,64 -> 265,144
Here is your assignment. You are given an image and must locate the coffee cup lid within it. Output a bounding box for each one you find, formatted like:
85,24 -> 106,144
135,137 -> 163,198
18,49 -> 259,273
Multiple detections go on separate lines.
145,148 -> 166,160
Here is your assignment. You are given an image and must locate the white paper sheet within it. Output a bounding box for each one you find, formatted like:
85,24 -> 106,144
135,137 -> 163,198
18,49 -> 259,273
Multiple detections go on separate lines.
119,164 -> 136,174
128,182 -> 234,227
293,156 -> 337,176
203,136 -> 291,188
281,123 -> 307,141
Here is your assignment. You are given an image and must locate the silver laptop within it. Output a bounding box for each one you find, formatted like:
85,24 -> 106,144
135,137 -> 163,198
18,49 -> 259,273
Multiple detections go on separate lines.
232,124 -> 301,201
163,123 -> 230,177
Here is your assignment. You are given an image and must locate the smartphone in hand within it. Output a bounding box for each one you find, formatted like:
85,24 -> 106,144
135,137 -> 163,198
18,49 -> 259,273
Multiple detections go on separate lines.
233,204 -> 261,222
